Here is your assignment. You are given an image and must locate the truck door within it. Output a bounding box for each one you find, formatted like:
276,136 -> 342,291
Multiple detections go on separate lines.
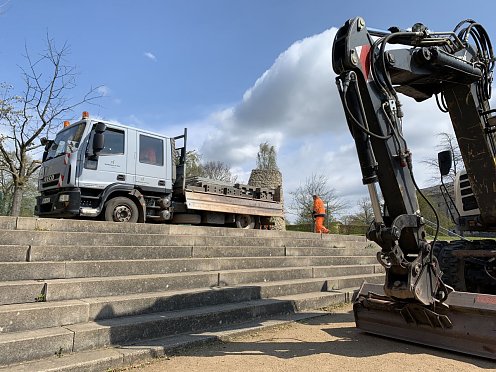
78,125 -> 129,189
135,133 -> 169,191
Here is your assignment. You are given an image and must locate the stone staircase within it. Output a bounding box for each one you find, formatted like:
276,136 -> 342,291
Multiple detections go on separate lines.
0,217 -> 383,371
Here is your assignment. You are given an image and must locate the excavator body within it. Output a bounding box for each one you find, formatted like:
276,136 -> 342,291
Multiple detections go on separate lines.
332,17 -> 496,359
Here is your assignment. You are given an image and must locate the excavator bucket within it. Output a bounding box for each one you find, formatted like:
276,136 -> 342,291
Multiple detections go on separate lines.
353,283 -> 496,360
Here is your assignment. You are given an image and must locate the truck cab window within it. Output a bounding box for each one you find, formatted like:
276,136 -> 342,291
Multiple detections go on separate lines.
100,128 -> 125,155
46,123 -> 86,161
139,134 -> 163,166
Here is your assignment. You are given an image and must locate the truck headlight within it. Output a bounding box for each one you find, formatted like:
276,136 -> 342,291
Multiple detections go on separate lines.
58,194 -> 70,202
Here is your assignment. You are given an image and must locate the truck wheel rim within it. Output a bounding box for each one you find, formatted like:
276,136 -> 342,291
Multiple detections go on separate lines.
114,205 -> 132,222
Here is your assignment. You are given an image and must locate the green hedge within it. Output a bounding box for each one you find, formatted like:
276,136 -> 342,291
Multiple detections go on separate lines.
286,223 -> 368,235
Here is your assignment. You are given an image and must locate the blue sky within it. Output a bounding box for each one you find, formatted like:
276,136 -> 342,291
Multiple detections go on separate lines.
1,1 -> 495,221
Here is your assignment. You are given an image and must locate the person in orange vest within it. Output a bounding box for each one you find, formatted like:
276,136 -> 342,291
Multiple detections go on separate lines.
312,194 -> 329,233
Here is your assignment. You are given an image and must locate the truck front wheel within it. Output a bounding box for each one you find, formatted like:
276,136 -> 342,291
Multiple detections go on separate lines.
235,214 -> 255,229
104,196 -> 139,223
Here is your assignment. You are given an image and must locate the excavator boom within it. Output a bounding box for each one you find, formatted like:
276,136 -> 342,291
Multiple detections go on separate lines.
332,17 -> 496,359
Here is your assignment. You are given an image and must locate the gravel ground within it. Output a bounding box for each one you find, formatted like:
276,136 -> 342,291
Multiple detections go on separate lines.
118,304 -> 495,372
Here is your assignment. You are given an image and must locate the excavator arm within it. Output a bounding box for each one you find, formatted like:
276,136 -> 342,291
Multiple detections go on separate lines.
332,17 -> 496,359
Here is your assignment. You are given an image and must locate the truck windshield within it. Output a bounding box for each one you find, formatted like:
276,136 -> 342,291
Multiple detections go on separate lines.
46,123 -> 86,161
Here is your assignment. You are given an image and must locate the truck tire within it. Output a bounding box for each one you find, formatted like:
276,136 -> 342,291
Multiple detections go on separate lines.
104,196 -> 139,223
235,214 -> 255,229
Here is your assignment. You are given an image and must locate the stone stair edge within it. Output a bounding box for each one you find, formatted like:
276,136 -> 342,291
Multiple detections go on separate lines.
0,246 -> 379,267
0,260 -> 380,285
0,264 -> 384,290
0,230 -> 368,245
1,244 -> 374,257
0,216 -> 368,242
21,243 -> 372,249
0,280 -> 328,335
0,274 -> 381,330
0,274 -> 366,311
0,307 -> 333,372
0,295 -> 337,367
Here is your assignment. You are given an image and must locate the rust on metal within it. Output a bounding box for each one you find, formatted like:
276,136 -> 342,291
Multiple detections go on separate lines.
475,294 -> 496,306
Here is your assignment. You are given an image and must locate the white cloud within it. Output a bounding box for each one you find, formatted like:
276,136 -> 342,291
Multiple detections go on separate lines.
169,28 -> 460,222
97,85 -> 122,106
97,85 -> 110,96
144,52 -> 157,62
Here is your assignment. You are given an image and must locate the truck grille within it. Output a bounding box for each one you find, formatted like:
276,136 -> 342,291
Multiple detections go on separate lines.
41,173 -> 60,189
42,173 -> 60,188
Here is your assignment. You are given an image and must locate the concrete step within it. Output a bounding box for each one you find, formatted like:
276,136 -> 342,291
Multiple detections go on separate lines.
0,281 -> 47,306
0,300 -> 89,334
27,245 -> 196,262
0,230 -> 366,249
0,299 -> 293,365
86,278 -> 332,321
0,267 -> 312,304
0,269 -> 383,335
0,262 -> 66,281
285,245 -> 376,256
0,245 -> 30,262
326,273 -> 385,290
0,217 -> 17,230
1,244 -> 376,263
313,264 -> 384,277
0,311 -> 330,372
0,259 -> 379,305
0,326 -> 74,367
0,278 -> 329,334
1,216 -> 368,242
0,290 -> 345,368
66,297 -> 337,353
0,287 -> 260,334
273,291 -> 347,311
0,272 -> 216,306
0,257 -> 380,281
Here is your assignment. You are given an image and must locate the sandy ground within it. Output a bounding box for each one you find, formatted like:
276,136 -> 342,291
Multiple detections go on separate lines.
121,304 -> 495,372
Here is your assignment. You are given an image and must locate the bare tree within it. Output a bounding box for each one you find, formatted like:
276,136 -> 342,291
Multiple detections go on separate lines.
185,150 -> 237,183
185,150 -> 203,177
0,149 -> 38,216
0,36 -> 101,216
347,197 -> 375,225
289,173 -> 347,224
0,161 -> 13,215
417,190 -> 455,235
256,142 -> 278,170
422,132 -> 463,184
201,160 -> 238,183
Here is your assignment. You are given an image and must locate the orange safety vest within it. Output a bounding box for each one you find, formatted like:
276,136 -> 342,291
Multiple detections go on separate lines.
313,197 -> 326,217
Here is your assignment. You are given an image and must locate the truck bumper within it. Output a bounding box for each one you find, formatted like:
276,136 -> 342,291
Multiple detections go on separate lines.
35,189 -> 81,218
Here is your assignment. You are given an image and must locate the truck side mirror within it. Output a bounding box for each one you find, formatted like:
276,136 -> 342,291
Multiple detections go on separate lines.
438,150 -> 452,177
95,122 -> 106,133
41,137 -> 53,162
92,122 -> 106,155
93,133 -> 105,154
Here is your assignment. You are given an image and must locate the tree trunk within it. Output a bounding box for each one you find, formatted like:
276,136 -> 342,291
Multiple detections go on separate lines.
10,184 -> 24,217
